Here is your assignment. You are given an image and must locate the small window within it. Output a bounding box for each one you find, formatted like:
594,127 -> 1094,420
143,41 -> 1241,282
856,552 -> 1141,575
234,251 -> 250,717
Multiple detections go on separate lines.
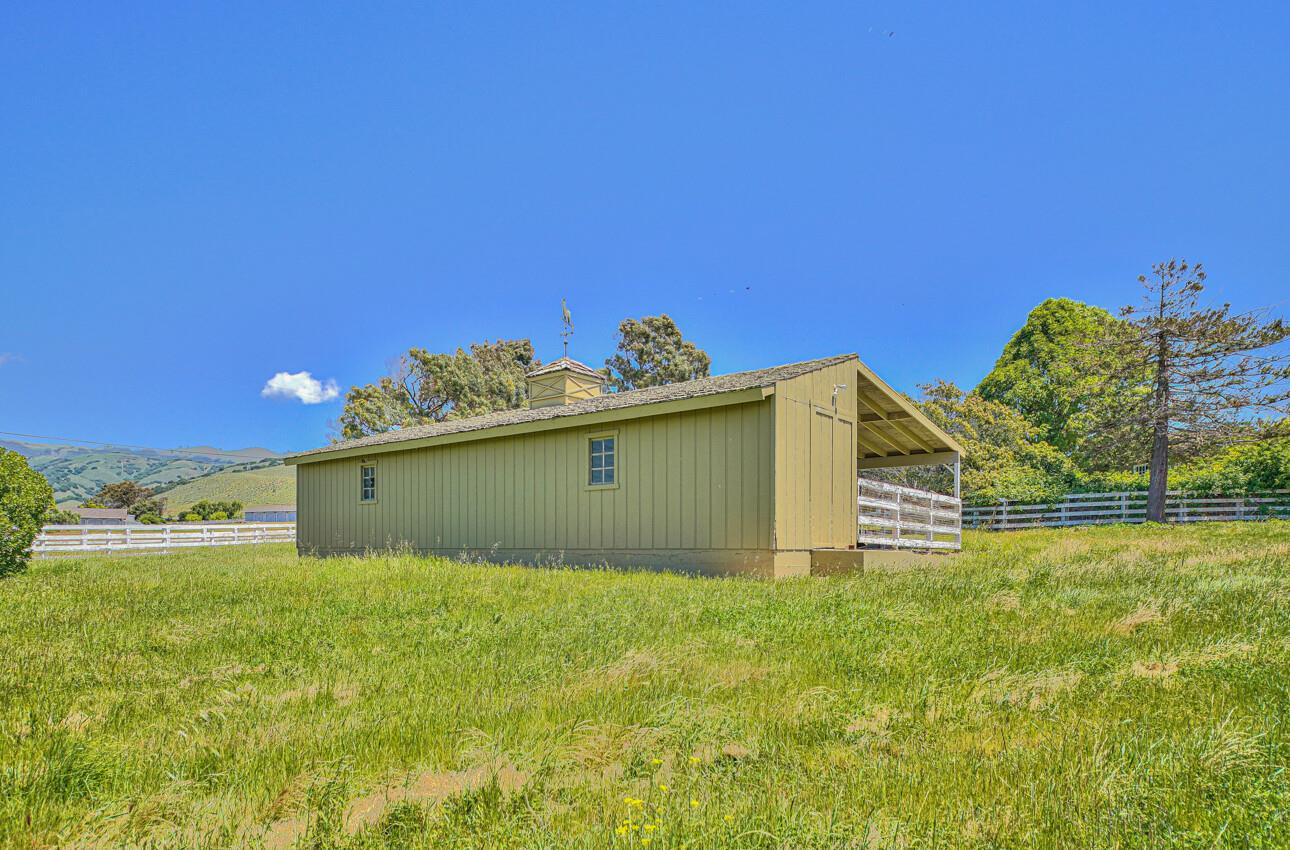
360,464 -> 376,502
589,436 -> 616,485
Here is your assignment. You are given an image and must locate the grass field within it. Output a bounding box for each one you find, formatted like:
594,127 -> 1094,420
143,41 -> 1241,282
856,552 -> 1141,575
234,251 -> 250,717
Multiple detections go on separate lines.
3,523 -> 1289,849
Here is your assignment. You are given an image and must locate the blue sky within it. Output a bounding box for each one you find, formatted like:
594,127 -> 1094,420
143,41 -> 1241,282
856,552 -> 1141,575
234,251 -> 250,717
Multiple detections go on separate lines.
3,2 -> 1288,453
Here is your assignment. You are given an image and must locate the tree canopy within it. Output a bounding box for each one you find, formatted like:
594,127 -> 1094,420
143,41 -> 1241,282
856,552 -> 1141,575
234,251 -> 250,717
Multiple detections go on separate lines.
337,339 -> 537,440
914,380 -> 1081,504
1,448 -> 55,576
604,315 -> 711,391
977,298 -> 1144,467
90,480 -> 167,519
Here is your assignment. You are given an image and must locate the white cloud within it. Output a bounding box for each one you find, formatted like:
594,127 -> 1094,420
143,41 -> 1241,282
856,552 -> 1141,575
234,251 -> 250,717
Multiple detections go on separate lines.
0,352 -> 20,367
261,371 -> 340,404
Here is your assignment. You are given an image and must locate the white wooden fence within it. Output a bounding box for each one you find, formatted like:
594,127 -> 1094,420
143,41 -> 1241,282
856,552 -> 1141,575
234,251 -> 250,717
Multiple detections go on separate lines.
858,479 -> 962,551
963,490 -> 1290,531
32,523 -> 296,557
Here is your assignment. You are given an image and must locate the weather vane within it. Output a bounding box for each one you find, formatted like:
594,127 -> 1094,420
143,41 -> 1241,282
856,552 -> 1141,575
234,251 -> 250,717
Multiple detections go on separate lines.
560,298 -> 573,357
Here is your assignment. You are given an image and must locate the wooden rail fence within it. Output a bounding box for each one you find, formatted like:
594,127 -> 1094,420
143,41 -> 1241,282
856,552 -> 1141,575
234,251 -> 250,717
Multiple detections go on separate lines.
858,479 -> 962,550
963,490 -> 1290,531
33,523 -> 296,557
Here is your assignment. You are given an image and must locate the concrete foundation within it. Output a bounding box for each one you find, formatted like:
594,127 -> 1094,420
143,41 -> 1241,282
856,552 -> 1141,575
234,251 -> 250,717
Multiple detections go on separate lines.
810,548 -> 957,576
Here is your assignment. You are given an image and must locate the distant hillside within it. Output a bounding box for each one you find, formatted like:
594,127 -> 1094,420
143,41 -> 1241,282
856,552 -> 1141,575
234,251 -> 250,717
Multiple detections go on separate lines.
153,460 -> 296,514
1,440 -> 283,507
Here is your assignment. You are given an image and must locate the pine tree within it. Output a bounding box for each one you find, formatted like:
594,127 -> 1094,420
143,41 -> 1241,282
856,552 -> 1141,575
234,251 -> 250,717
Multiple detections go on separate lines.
604,315 -> 710,391
1094,260 -> 1290,521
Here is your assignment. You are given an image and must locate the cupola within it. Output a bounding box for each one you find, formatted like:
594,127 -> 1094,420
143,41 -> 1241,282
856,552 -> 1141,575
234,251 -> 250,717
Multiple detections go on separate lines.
525,357 -> 606,408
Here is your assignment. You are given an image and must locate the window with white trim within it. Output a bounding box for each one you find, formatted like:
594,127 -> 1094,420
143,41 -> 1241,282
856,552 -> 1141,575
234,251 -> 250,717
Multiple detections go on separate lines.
360,464 -> 376,502
589,436 -> 616,485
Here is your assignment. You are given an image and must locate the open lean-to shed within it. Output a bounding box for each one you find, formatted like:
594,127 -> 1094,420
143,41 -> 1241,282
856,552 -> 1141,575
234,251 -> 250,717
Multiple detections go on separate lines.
286,354 -> 964,577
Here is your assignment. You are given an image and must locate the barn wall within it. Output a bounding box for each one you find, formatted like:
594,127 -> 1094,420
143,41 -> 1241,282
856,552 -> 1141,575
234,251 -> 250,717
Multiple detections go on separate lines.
296,398 -> 775,571
772,358 -> 859,551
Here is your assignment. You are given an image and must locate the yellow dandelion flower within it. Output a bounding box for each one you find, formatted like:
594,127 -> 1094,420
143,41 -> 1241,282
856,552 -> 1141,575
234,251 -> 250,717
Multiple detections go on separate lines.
659,783 -> 669,792
640,839 -> 651,847
651,757 -> 663,765
644,824 -> 657,833
689,756 -> 701,764
691,798 -> 700,808
615,826 -> 627,836
724,814 -> 735,823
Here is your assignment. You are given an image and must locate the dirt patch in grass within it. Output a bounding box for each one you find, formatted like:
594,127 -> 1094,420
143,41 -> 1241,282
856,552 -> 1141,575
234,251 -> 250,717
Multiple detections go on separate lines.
988,591 -> 1022,611
344,763 -> 527,834
262,814 -> 310,850
1110,605 -> 1164,635
1131,660 -> 1180,679
846,706 -> 901,736
708,658 -> 770,688
1128,641 -> 1255,682
602,649 -> 666,685
61,710 -> 94,734
720,742 -> 751,760
268,683 -> 358,705
973,669 -> 1084,710
261,763 -> 527,848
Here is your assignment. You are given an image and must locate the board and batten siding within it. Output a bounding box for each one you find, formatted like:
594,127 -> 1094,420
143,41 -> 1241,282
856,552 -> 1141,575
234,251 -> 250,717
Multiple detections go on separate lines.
772,358 -> 859,552
296,399 -> 774,570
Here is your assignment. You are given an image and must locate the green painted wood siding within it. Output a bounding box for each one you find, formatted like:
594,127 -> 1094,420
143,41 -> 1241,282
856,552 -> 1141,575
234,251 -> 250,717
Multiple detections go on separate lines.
296,399 -> 774,554
772,358 -> 859,550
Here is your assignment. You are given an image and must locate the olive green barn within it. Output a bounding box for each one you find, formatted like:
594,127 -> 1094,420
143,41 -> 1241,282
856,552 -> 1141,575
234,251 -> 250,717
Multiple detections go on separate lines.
286,354 -> 962,577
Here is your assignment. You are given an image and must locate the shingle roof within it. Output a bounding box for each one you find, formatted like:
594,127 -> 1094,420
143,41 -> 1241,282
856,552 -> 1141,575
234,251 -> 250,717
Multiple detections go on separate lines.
74,508 -> 129,520
525,357 -> 604,379
290,354 -> 855,461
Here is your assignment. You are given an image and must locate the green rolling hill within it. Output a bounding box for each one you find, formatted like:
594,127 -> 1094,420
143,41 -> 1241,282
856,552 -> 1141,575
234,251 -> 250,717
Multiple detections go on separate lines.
2,440 -> 284,508
153,460 -> 296,514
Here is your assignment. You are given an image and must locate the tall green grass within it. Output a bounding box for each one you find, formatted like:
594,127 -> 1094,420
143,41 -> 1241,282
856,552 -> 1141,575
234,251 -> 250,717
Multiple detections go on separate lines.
2,522 -> 1289,848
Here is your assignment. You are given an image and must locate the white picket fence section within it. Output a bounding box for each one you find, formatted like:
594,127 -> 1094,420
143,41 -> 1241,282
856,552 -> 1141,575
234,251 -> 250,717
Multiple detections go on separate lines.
963,490 -> 1290,531
858,479 -> 962,551
33,523 -> 296,557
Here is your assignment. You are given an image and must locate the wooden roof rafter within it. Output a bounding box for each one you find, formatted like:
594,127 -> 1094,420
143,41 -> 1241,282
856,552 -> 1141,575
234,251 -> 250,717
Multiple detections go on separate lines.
856,418 -> 910,455
855,389 -> 938,454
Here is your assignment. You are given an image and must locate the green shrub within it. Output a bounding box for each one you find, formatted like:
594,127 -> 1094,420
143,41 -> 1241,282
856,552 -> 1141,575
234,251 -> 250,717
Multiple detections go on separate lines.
189,500 -> 243,521
128,497 -> 167,520
182,513 -> 201,522
45,507 -> 81,526
1,448 -> 55,576
209,511 -> 228,521
1075,437 -> 1290,496
137,514 -> 164,525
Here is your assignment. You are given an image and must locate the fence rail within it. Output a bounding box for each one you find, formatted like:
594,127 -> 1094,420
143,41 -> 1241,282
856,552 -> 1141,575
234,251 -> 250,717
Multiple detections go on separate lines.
33,523 -> 296,557
963,490 -> 1290,531
858,479 -> 962,550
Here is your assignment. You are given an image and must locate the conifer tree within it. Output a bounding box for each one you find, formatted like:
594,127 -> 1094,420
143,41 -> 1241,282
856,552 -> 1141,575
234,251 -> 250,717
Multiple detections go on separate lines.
1093,260 -> 1290,521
